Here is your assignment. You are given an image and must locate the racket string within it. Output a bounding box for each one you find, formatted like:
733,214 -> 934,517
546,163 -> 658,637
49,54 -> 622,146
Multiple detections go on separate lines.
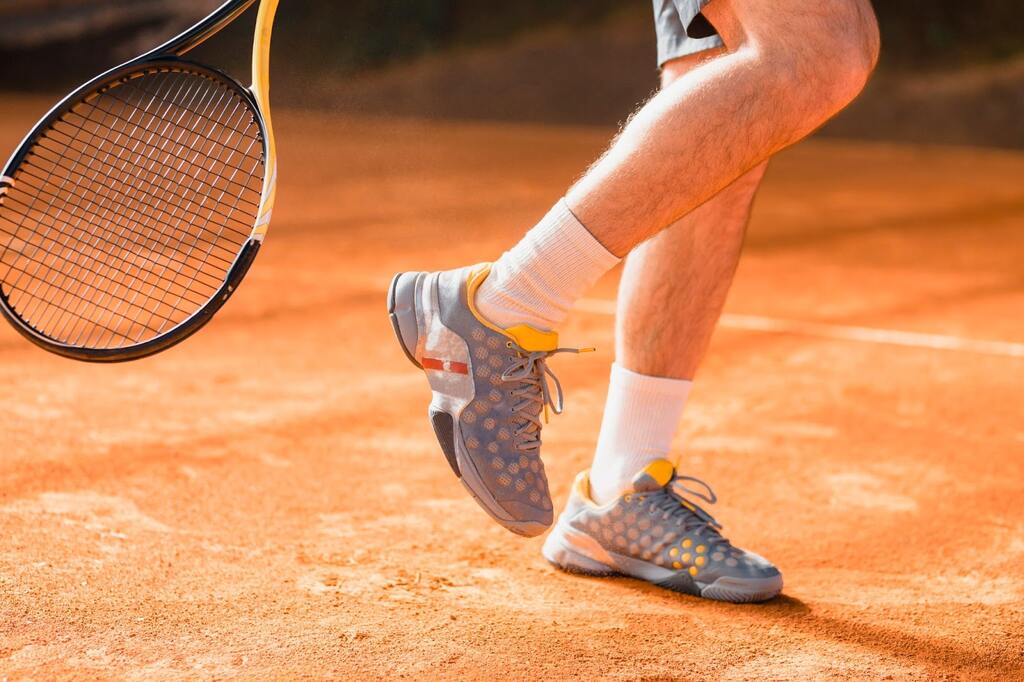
9,71 -> 218,343
127,81 -> 264,338
42,73 -> 245,343
156,116 -> 263,335
4,70 -> 207,339
78,74 -> 262,344
0,66 -> 265,349
2,173 -> 241,272
53,97 -> 265,197
21,75 -> 245,337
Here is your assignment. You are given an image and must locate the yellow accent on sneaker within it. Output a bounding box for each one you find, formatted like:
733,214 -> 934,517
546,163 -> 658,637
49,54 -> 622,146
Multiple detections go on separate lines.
639,459 -> 675,488
504,325 -> 559,353
571,470 -> 621,511
465,264 -> 561,352
572,470 -> 594,502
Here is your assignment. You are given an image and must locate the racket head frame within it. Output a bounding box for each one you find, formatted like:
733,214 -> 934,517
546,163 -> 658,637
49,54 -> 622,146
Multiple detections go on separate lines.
0,57 -> 268,362
0,0 -> 278,362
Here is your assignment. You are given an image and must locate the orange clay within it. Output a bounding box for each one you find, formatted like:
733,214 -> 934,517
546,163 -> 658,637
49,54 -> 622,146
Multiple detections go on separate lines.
1,100 -> 1022,679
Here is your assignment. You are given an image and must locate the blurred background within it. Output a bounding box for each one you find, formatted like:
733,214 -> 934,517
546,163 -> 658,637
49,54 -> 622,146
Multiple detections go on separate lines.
1,0 -> 1022,146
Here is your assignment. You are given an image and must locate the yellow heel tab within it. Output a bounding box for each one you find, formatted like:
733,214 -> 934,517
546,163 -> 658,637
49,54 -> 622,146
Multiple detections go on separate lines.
465,264 -> 504,335
573,470 -> 597,504
505,325 -> 559,353
465,264 -> 560,351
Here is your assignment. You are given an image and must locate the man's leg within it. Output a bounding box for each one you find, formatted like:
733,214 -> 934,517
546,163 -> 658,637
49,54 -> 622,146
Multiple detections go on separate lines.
391,0 -> 879,540
567,0 -> 880,255
537,3 -> 872,599
588,50 -> 768,503
475,0 -> 879,336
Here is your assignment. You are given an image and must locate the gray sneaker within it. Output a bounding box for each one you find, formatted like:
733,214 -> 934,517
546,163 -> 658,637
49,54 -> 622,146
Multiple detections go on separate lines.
543,459 -> 783,602
388,264 -> 587,537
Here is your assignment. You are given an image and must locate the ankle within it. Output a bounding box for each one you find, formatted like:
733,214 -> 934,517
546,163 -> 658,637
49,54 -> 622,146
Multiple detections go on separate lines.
588,363 -> 693,504
473,199 -> 619,332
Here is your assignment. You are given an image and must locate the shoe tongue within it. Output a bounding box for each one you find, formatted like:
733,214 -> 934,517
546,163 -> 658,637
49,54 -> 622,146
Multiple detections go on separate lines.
631,459 -> 676,493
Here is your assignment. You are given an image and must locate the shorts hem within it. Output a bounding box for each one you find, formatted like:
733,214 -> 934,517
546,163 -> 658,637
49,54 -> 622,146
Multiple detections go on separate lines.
657,34 -> 725,67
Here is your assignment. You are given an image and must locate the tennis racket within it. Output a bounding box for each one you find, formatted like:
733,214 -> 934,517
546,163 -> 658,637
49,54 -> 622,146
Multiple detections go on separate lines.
0,0 -> 279,362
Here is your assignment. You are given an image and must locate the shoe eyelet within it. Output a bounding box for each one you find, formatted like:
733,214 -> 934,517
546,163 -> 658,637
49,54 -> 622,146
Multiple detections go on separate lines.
624,494 -> 632,503
506,341 -> 513,348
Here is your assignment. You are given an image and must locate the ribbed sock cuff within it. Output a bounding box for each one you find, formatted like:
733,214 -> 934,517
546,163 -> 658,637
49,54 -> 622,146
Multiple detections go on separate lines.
475,198 -> 619,330
588,363 -> 693,503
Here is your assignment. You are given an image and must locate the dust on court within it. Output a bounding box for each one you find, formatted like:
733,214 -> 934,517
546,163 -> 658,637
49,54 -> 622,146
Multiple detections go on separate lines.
1,97 -> 1023,679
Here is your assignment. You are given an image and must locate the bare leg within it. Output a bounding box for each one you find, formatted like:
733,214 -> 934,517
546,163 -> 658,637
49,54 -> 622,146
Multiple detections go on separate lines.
391,0 -> 879,540
587,49 -> 767,504
568,0 -> 880,256
617,51 -> 767,381
474,0 -> 878,335
537,5 -> 831,597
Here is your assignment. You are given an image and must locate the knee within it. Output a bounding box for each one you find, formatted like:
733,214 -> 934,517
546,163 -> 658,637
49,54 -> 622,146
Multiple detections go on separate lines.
761,0 -> 880,115
831,1 -> 881,99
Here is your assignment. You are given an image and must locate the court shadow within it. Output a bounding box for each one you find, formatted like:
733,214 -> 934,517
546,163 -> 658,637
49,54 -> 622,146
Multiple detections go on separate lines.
602,575 -> 809,614
568,573 -> 1020,676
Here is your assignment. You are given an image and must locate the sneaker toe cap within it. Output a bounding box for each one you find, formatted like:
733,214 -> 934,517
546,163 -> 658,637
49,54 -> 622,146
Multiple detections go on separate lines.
700,549 -> 781,582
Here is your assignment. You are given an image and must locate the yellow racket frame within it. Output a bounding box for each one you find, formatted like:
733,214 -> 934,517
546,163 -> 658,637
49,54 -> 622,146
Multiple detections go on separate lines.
250,0 -> 279,241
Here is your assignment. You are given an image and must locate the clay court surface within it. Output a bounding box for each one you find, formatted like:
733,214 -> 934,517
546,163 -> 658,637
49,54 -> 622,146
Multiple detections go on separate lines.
1,95 -> 1022,679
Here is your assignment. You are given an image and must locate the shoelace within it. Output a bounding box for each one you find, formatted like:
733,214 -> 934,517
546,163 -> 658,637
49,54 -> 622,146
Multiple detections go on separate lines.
648,475 -> 727,538
500,342 -> 590,452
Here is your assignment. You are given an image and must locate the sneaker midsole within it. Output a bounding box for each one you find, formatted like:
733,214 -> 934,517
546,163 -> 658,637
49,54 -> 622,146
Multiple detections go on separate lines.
544,521 -> 679,583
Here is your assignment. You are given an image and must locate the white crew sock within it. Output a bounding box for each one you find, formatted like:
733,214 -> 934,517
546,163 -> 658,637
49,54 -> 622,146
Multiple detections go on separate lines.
589,363 -> 693,504
475,199 -> 620,331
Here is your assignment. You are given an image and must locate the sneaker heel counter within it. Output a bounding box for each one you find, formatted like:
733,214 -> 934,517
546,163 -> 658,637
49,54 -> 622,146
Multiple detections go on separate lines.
388,272 -> 424,367
559,472 -> 596,522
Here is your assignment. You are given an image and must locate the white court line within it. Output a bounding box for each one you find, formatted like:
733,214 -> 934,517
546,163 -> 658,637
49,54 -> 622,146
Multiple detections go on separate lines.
575,298 -> 1024,359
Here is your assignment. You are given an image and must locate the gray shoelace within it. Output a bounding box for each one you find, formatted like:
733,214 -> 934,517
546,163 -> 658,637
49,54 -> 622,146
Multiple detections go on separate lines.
500,343 -> 588,452
649,475 -> 726,538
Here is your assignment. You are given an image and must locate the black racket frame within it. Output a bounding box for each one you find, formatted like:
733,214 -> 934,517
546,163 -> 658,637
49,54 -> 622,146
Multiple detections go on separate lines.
0,0 -> 267,363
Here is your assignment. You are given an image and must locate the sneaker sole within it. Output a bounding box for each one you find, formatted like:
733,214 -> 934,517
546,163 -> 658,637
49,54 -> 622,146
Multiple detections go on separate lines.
542,522 -> 783,603
388,272 -> 550,538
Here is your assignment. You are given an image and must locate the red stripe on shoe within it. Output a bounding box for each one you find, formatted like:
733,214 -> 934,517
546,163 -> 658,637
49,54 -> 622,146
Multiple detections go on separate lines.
422,357 -> 469,375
